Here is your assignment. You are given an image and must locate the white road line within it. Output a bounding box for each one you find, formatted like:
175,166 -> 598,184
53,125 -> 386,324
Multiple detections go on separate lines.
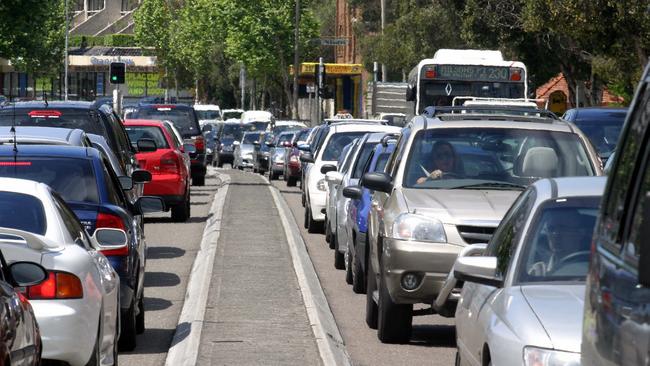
266,176 -> 352,366
165,167 -> 229,366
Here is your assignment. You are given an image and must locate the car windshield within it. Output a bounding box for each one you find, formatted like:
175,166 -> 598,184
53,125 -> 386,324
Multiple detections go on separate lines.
0,158 -> 99,203
573,115 -> 626,157
403,128 -> 595,189
242,132 -> 261,144
274,125 -> 302,134
221,124 -> 244,140
125,126 -> 169,149
134,107 -> 199,137
516,197 -> 600,283
195,110 -> 221,120
0,191 -> 46,235
0,108 -> 105,135
222,111 -> 243,120
244,121 -> 269,132
278,133 -> 294,145
322,132 -> 367,161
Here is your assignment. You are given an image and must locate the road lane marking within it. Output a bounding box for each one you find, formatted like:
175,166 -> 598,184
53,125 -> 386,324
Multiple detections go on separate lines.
266,176 -> 352,366
165,167 -> 229,366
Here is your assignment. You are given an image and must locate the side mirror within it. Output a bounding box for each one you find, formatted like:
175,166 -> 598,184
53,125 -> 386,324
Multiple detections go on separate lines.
321,164 -> 337,174
300,152 -> 314,163
8,261 -> 48,287
183,143 -> 197,154
118,176 -> 134,191
131,169 -> 152,184
342,186 -> 362,200
639,192 -> 650,287
325,171 -> 343,184
453,256 -> 502,288
93,228 -> 128,252
137,138 -> 157,153
136,196 -> 165,214
361,172 -> 393,193
297,144 -> 310,151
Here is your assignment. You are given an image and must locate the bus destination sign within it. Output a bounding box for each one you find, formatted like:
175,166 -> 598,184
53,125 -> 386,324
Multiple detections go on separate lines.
434,65 -> 513,82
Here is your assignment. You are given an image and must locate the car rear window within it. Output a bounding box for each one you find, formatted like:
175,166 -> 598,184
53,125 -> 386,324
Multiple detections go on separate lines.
0,158 -> 99,203
134,106 -> 200,138
125,126 -> 169,149
195,110 -> 221,120
322,132 -> 367,161
0,191 -> 46,235
0,108 -> 105,135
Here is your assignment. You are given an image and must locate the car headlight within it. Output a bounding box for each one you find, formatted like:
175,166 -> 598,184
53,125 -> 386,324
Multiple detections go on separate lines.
523,347 -> 580,366
391,213 -> 446,242
317,179 -> 327,191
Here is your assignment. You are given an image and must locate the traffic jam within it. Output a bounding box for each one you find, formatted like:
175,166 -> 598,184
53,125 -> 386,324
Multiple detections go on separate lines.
0,47 -> 648,366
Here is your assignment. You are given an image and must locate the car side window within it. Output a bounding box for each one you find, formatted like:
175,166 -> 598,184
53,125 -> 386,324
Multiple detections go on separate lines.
102,160 -> 128,207
486,189 -> 535,277
600,85 -> 650,253
624,134 -> 650,267
164,125 -> 180,149
51,193 -> 92,250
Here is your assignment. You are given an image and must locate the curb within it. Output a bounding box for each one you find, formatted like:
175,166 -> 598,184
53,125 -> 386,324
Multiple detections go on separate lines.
164,167 -> 230,366
267,179 -> 353,366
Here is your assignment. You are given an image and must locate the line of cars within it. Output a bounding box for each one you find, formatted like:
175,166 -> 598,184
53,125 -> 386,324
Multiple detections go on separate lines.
268,86 -> 647,363
0,99 -> 205,365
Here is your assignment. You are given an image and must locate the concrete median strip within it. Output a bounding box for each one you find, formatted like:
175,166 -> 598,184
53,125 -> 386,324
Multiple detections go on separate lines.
165,167 -> 229,366
267,179 -> 353,366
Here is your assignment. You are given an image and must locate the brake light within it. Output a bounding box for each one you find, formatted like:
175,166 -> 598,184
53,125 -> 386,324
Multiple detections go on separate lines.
510,68 -> 522,81
424,67 -> 436,79
26,271 -> 83,299
96,212 -> 129,256
28,110 -> 62,118
160,151 -> 180,174
0,161 -> 31,166
194,135 -> 205,152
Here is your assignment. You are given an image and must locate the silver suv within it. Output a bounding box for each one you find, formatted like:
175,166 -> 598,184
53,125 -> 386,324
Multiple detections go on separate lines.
362,110 -> 603,343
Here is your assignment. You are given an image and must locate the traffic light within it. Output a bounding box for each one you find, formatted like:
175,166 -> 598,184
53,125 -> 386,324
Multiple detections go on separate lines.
109,62 -> 126,84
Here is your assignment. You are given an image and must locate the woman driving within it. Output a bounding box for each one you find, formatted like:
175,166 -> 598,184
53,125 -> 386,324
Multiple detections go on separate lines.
416,141 -> 460,184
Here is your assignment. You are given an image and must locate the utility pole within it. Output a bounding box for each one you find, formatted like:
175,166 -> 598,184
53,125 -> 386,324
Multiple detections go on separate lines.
317,57 -> 324,123
240,64 -> 246,109
372,61 -> 378,116
292,0 -> 300,120
380,0 -> 386,81
64,0 -> 69,101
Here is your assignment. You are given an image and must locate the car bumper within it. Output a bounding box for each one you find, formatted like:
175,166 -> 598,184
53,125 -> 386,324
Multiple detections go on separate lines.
144,173 -> 186,197
32,300 -> 98,365
382,238 -> 463,304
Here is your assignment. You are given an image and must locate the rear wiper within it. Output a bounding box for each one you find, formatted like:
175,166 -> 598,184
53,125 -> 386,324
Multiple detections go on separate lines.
452,182 -> 526,190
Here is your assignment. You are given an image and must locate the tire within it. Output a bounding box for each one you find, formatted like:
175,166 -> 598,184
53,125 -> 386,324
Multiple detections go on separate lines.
171,194 -> 190,222
324,219 -> 331,243
455,351 -> 461,366
352,241 -> 366,294
301,192 -> 306,207
269,170 -> 276,180
366,264 -> 378,329
287,176 -> 297,187
119,299 -> 137,351
303,203 -> 309,229
345,244 -> 353,284
136,295 -> 145,334
377,273 -> 413,344
306,204 -> 322,234
334,235 -> 345,269
192,174 -> 205,186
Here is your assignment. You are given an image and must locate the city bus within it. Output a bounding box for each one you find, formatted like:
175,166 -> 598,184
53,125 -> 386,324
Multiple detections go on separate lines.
406,49 -> 528,114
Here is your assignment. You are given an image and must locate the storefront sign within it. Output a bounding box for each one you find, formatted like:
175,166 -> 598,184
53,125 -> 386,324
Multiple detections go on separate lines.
296,63 -> 363,76
69,55 -> 157,67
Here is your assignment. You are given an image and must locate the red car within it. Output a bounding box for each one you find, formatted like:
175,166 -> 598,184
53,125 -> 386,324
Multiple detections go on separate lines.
124,119 -> 191,221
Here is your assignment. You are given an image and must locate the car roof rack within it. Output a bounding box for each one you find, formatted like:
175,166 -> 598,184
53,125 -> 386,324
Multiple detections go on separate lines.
422,105 -> 559,120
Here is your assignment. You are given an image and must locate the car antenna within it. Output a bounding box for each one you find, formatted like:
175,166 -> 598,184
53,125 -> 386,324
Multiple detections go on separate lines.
11,100 -> 17,167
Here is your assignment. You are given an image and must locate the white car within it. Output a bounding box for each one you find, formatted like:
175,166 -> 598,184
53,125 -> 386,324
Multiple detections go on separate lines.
0,178 -> 122,366
193,104 -> 222,122
301,122 -> 401,233
453,176 -> 605,366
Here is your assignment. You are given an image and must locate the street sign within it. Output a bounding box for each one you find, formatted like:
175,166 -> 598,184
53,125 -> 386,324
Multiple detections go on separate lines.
320,38 -> 349,46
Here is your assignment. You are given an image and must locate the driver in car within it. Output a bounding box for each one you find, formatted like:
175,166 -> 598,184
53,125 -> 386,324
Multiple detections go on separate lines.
416,141 -> 462,184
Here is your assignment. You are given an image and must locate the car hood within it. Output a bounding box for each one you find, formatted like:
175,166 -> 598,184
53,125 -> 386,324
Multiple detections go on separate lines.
402,188 -> 519,224
521,284 -> 585,353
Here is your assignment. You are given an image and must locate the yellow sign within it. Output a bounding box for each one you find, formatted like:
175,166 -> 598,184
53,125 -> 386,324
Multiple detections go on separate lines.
126,73 -> 165,97
291,63 -> 364,76
549,90 -> 567,115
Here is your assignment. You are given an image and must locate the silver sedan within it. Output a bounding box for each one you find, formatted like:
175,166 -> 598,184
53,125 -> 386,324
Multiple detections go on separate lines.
0,177 -> 122,366
453,176 -> 606,366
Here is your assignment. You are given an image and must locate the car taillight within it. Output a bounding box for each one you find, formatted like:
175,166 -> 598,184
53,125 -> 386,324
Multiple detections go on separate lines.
96,213 -> 129,256
160,151 -> 180,174
194,136 -> 205,152
26,272 -> 83,299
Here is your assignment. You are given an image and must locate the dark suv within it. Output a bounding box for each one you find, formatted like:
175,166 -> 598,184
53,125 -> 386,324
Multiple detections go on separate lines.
131,104 -> 207,185
582,63 -> 650,365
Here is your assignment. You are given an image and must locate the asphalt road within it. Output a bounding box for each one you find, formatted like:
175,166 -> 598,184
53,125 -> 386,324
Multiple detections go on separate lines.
270,175 -> 457,366
120,170 -> 220,366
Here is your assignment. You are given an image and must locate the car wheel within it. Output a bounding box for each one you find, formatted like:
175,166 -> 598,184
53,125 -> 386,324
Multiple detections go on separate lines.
455,351 -> 460,366
253,166 -> 258,173
345,244 -> 353,284
136,294 -> 145,334
119,299 -> 137,351
352,243 -> 366,294
324,218 -> 331,243
377,272 -> 413,344
287,176 -> 297,187
307,207 -> 322,234
333,235 -> 345,269
301,192 -> 306,207
192,174 -> 205,186
366,264 -> 378,329
303,203 -> 309,229
85,322 -> 102,366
